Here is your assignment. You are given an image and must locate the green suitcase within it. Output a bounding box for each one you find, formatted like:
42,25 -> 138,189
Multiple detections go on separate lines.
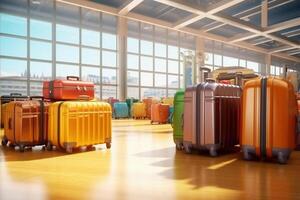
172,90 -> 185,150
126,98 -> 139,117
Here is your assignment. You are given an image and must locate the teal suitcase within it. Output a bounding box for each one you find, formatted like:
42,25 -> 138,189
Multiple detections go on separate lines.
114,102 -> 129,119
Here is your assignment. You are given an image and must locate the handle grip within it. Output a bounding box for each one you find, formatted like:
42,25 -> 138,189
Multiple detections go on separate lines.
10,93 -> 22,96
78,95 -> 90,100
67,76 -> 80,81
30,96 -> 44,100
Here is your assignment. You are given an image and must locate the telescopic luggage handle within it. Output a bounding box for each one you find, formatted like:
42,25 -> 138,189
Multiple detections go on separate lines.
67,76 -> 80,81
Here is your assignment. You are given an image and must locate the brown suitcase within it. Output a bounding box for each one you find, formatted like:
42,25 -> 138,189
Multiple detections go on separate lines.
183,81 -> 241,156
241,77 -> 297,164
150,103 -> 170,124
2,99 -> 49,152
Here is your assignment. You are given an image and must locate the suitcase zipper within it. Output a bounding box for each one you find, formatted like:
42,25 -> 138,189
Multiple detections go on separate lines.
260,77 -> 267,159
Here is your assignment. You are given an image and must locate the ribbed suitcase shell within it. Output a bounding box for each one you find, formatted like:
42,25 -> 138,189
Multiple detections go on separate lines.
183,82 -> 241,156
143,98 -> 159,119
151,103 -> 170,124
241,77 -> 296,164
113,102 -> 129,119
132,102 -> 146,119
48,101 -> 112,153
0,94 -> 29,128
2,100 -> 49,151
172,90 -> 185,149
43,78 -> 94,100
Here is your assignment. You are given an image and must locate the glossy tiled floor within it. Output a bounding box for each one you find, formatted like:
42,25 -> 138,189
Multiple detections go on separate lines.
1,120 -> 300,200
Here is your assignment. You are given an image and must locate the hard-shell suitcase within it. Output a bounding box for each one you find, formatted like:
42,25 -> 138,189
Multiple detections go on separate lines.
172,90 -> 185,149
43,76 -> 94,100
168,106 -> 174,123
132,102 -> 146,119
161,97 -> 174,106
143,98 -> 159,119
183,81 -> 241,156
107,97 -> 119,118
1,93 -> 29,128
150,103 -> 170,124
241,77 -> 297,164
126,98 -> 139,117
48,101 -> 112,153
113,102 -> 129,119
2,98 -> 49,151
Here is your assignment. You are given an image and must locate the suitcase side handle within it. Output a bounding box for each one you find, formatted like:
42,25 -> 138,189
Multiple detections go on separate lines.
67,76 -> 80,81
30,96 -> 44,100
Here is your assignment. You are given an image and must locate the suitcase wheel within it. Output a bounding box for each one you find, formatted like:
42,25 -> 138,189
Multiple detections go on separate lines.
209,147 -> 218,157
1,136 -> 8,147
175,142 -> 182,150
66,147 -> 73,154
106,142 -> 111,149
277,152 -> 288,164
46,142 -> 53,151
19,144 -> 25,153
243,148 -> 254,161
184,143 -> 192,154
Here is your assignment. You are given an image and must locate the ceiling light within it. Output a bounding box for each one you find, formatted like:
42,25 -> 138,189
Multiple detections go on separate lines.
32,0 -> 40,5
243,17 -> 250,22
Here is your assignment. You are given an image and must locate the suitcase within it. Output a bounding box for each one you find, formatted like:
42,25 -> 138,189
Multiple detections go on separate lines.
150,103 -> 170,124
183,81 -> 241,156
241,77 -> 297,164
172,90 -> 185,150
126,98 -> 139,117
43,76 -> 94,100
2,98 -> 49,152
47,101 -> 112,153
113,102 -> 129,119
107,97 -> 119,118
168,106 -> 174,123
161,97 -> 174,106
1,93 -> 29,128
143,98 -> 159,119
132,102 -> 147,119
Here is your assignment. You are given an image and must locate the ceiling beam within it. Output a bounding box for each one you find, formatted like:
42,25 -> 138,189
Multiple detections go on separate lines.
56,0 -> 300,63
264,17 -> 300,34
270,46 -> 297,53
173,14 -> 204,29
118,0 -> 143,15
289,51 -> 300,56
206,0 -> 245,14
172,0 -> 245,29
261,0 -> 268,28
254,39 -> 273,46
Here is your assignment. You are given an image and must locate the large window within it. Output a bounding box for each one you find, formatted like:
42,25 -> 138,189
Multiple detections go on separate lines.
0,2 -> 118,98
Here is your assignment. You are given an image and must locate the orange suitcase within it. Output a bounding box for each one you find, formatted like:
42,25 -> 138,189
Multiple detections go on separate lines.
143,98 -> 159,119
241,77 -> 297,164
2,99 -> 49,152
150,103 -> 169,124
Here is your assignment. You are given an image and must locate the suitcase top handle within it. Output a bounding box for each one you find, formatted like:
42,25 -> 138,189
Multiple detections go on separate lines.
67,76 -> 80,81
10,93 -> 22,96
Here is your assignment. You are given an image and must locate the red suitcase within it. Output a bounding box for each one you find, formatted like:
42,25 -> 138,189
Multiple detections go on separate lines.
150,103 -> 170,124
43,76 -> 94,100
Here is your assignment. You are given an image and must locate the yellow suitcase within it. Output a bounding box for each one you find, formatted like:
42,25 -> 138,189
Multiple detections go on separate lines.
48,101 -> 112,153
161,97 -> 174,106
132,102 -> 146,119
